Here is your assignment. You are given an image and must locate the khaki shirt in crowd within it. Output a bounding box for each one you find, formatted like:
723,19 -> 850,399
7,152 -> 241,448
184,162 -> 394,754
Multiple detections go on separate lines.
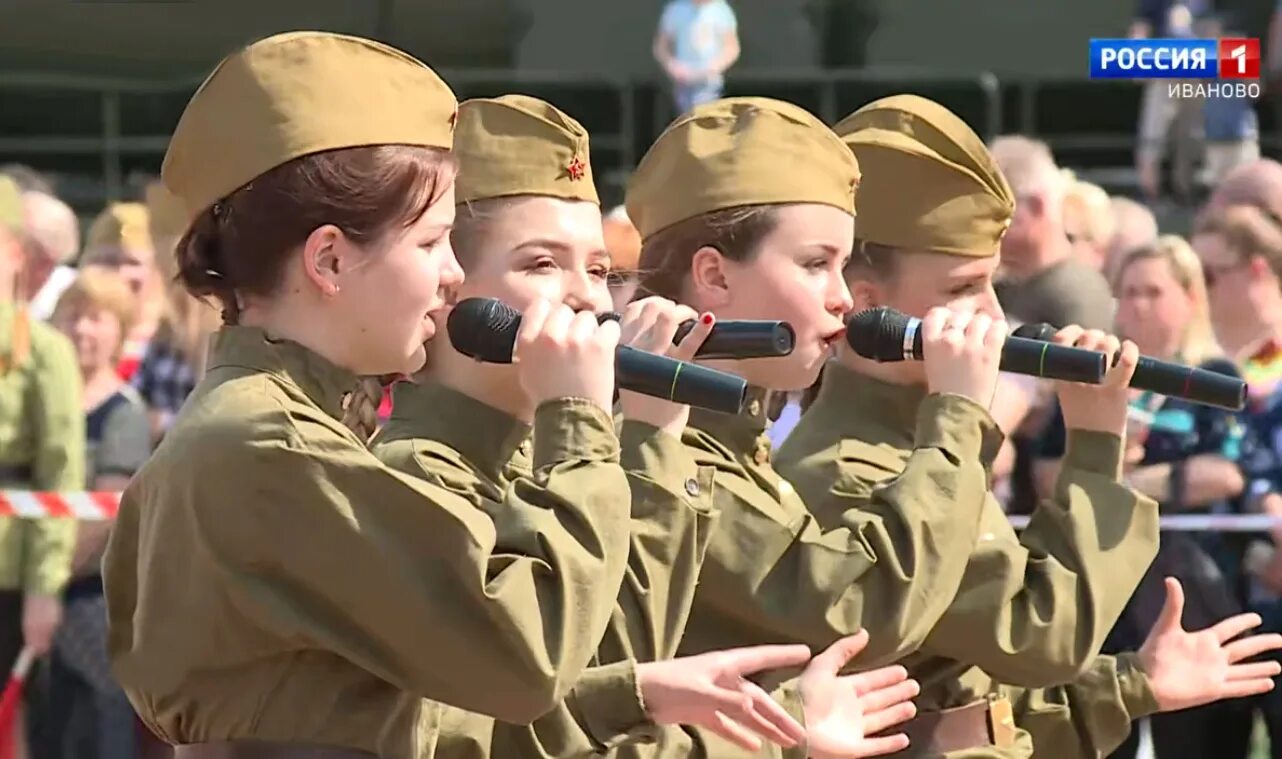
373,381 -> 718,758
0,300 -> 83,595
995,257 -> 1116,332
102,327 -> 636,759
773,363 -> 1161,757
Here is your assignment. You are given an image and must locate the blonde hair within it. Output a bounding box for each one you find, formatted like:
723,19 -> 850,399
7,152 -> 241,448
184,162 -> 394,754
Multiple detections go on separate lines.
1113,235 -> 1221,367
1062,174 -> 1115,247
52,268 -> 138,357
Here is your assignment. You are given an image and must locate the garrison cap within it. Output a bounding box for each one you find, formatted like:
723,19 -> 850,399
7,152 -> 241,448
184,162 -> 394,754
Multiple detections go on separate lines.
455,95 -> 597,206
835,94 -> 1014,257
626,97 -> 859,240
86,203 -> 152,256
162,31 -> 458,221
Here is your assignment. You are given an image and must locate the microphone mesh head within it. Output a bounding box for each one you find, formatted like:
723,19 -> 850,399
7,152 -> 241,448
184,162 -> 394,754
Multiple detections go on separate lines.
846,307 -> 911,362
446,298 -> 522,363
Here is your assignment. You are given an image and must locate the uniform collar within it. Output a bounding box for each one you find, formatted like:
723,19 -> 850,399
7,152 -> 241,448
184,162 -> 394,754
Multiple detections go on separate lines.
206,326 -> 358,420
385,380 -> 533,483
813,361 -> 928,442
688,385 -> 777,467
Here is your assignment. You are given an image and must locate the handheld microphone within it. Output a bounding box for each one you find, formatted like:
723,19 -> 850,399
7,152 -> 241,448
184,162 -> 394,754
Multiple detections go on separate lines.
596,312 -> 795,360
846,307 -> 1108,385
1012,323 -> 1248,411
446,298 -> 749,414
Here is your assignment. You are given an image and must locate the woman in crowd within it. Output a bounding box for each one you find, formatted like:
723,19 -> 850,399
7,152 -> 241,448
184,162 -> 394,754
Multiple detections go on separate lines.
130,180 -> 220,443
0,174 -> 83,759
80,203 -> 165,382
1192,203 -> 1282,759
44,268 -> 150,759
1035,235 -> 1252,759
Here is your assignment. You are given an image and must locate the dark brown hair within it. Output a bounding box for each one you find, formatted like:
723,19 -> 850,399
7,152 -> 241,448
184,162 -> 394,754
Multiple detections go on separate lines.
176,145 -> 457,324
633,205 -> 779,302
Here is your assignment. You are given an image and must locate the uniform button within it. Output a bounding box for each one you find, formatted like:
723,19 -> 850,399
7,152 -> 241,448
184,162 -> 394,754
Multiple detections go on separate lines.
684,478 -> 700,497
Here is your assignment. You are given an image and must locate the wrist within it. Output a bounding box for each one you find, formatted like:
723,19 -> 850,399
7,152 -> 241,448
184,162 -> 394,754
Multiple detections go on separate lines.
619,392 -> 687,438
1061,403 -> 1128,438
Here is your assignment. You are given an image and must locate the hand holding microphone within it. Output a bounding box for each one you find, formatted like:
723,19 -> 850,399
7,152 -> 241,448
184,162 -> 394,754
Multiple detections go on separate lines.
1013,322 -> 1248,411
1042,325 -> 1141,439
916,308 -> 1009,410
513,299 -> 621,415
616,297 -> 716,435
448,297 -> 749,414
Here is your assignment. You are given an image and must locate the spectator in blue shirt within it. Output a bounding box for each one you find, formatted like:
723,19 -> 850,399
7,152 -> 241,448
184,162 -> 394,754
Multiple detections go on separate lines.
1132,0 -> 1214,200
652,0 -> 740,115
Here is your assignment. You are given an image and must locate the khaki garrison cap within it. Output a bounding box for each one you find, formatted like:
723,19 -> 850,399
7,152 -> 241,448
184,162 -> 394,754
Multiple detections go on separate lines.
162,31 -> 458,221
0,176 -> 21,235
835,94 -> 1015,257
455,95 -> 598,206
626,97 -> 859,240
86,203 -> 152,255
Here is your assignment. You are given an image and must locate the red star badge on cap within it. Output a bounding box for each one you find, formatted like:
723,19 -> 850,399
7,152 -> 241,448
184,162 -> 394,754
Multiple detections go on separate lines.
567,156 -> 586,181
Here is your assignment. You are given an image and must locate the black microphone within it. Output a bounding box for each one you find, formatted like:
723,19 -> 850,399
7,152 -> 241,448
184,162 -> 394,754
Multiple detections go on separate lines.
846,307 -> 1108,385
597,312 -> 795,360
1012,323 -> 1248,411
446,298 -> 748,414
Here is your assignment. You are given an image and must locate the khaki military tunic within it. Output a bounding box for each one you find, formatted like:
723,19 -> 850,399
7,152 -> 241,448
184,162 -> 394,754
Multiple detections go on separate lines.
374,380 -> 718,759
773,363 -> 1161,757
0,301 -> 84,595
658,382 -> 1003,757
102,327 -> 636,759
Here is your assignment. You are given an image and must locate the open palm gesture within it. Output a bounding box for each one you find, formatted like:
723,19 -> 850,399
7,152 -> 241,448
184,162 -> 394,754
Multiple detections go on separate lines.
1140,577 -> 1282,712
801,631 -> 920,758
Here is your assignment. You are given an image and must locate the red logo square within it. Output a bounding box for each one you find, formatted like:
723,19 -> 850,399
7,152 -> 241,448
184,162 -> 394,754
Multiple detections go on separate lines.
1219,38 -> 1260,79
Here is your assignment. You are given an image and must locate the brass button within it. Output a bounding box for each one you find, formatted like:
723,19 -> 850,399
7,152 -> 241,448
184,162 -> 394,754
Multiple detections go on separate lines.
684,478 -> 700,497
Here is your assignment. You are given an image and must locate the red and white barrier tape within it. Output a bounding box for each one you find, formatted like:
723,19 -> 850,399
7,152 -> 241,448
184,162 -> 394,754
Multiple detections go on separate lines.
0,492 -> 119,520
0,491 -> 1280,533
1006,513 -> 1282,533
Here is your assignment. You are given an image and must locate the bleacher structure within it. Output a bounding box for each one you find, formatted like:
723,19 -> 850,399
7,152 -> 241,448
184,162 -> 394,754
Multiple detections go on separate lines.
1,66 -> 1278,227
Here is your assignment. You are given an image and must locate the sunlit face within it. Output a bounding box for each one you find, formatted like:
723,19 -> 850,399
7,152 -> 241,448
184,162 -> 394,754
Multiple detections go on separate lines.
704,203 -> 855,391
847,250 -> 1003,384
1191,231 -> 1258,337
327,183 -> 463,376
1114,256 -> 1191,358
53,302 -> 124,377
427,197 -> 611,397
454,197 -> 612,315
